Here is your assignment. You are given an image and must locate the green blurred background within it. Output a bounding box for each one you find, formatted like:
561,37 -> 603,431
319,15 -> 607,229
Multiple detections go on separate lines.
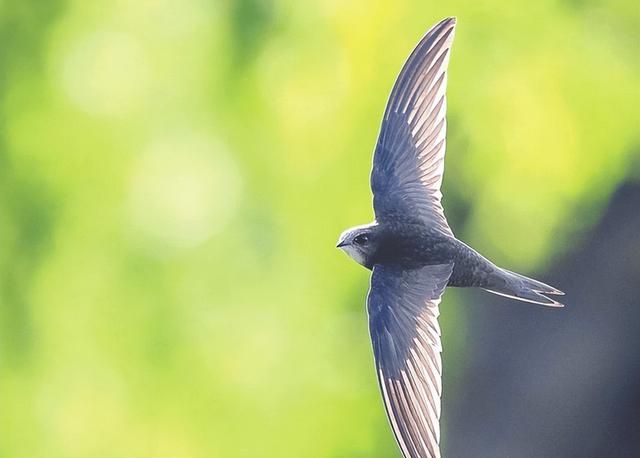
0,1 -> 638,457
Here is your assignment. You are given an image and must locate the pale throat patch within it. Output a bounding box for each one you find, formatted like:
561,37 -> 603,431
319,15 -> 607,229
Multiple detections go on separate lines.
340,244 -> 367,266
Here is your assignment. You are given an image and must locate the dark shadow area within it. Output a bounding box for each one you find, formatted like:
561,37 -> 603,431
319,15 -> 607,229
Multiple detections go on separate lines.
445,181 -> 640,458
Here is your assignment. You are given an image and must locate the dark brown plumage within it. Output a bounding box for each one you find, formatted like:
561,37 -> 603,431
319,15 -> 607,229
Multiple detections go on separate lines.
337,17 -> 564,458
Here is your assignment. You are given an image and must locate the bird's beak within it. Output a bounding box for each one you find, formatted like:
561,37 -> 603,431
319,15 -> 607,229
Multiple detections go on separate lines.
336,240 -> 347,248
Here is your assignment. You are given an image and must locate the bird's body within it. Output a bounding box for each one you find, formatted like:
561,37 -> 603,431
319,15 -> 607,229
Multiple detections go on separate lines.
342,221 -> 561,303
337,17 -> 564,458
343,221 -> 472,273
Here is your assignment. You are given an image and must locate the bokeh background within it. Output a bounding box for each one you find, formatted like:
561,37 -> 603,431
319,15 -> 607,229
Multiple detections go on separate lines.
0,1 -> 638,457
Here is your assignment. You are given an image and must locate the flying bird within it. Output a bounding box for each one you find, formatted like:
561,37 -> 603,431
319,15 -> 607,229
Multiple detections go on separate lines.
336,17 -> 564,458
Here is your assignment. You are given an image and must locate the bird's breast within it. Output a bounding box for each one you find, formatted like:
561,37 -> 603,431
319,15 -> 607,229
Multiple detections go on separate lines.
374,227 -> 454,268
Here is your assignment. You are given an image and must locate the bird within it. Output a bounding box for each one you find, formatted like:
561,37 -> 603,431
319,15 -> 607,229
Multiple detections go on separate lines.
336,17 -> 564,458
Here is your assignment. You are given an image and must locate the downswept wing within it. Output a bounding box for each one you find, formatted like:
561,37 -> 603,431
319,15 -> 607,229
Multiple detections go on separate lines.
371,17 -> 456,237
367,263 -> 453,458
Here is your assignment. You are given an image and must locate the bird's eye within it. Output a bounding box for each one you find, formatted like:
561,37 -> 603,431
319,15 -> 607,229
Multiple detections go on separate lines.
354,234 -> 369,245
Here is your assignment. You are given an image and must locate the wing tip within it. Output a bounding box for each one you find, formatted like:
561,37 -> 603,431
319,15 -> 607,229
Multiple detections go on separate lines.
442,16 -> 457,25
430,17 -> 457,51
438,16 -> 457,32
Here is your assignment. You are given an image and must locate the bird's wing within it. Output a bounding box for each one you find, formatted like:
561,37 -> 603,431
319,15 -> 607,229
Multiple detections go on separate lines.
367,263 -> 453,458
371,17 -> 456,237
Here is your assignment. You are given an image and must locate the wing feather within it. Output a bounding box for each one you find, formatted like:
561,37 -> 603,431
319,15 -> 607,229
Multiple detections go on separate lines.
368,263 -> 453,458
371,18 -> 456,236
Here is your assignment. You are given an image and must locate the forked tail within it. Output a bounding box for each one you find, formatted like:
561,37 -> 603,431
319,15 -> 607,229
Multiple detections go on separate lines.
484,268 -> 565,307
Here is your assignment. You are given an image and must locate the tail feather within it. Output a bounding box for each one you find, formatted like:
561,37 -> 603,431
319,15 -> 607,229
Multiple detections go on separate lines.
484,269 -> 565,307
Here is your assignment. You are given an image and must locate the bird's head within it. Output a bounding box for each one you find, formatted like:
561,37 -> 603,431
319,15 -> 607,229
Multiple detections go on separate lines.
336,222 -> 379,268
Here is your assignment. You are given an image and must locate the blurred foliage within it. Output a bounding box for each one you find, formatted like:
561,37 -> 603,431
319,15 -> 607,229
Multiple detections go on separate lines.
0,0 -> 638,457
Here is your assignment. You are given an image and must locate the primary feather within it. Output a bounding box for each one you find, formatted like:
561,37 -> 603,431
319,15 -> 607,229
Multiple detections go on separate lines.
368,263 -> 453,458
371,17 -> 456,237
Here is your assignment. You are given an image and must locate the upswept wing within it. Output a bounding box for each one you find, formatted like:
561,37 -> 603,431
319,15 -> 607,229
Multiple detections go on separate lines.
371,17 -> 456,237
367,263 -> 453,458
